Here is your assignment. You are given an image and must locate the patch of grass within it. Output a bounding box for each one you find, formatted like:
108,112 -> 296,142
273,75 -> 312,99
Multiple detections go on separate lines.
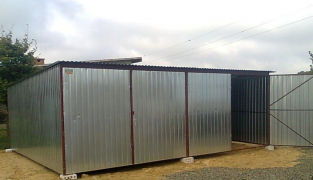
0,129 -> 9,149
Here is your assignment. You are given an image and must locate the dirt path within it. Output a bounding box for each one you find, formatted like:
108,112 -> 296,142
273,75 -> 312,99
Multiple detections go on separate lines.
0,145 -> 302,180
0,151 -> 59,180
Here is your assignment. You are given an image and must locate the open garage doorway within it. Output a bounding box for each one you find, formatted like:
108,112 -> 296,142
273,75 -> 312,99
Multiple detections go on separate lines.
231,75 -> 270,146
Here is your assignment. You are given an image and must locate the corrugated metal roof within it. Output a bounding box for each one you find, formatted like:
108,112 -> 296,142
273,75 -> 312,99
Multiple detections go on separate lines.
8,60 -> 273,87
55,60 -> 273,72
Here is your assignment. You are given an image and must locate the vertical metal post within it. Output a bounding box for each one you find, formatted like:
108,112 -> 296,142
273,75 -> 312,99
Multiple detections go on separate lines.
266,75 -> 271,145
59,64 -> 67,175
185,72 -> 189,157
130,70 -> 135,164
230,75 -> 233,142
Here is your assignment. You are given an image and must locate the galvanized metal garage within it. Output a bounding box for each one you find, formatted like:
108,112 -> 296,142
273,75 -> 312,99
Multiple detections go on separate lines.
7,61 -> 271,175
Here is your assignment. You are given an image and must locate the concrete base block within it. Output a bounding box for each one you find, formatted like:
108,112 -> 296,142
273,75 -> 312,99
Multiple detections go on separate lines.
181,157 -> 194,163
265,145 -> 275,151
60,174 -> 77,180
5,149 -> 14,153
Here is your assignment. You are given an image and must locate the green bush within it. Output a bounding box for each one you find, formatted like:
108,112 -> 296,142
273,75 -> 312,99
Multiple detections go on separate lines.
0,129 -> 9,149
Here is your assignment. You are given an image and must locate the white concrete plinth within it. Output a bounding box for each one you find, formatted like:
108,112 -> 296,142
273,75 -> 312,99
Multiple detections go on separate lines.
265,145 -> 275,151
5,149 -> 14,152
60,174 -> 77,180
181,157 -> 194,163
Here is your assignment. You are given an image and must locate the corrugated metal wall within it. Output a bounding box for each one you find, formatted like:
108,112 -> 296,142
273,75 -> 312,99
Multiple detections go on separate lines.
8,65 -> 63,174
63,68 -> 132,174
132,71 -> 186,164
270,75 -> 313,146
231,76 -> 268,144
188,73 -> 231,156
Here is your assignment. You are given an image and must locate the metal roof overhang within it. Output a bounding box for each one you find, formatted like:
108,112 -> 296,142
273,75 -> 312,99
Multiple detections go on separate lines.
8,60 -> 273,87
58,61 -> 272,76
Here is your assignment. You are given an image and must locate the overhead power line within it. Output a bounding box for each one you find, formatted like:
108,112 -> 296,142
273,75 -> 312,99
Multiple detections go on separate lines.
159,15 -> 313,62
143,21 -> 238,57
146,4 -> 313,63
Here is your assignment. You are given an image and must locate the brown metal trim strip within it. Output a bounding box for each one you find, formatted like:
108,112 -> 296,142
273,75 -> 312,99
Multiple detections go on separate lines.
185,72 -> 189,157
130,70 -> 135,164
59,64 -> 67,175
270,75 -> 313,106
270,113 -> 313,146
266,76 -> 271,145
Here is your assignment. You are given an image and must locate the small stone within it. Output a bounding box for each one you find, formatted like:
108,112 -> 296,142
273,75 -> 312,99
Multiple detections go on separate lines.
82,174 -> 89,177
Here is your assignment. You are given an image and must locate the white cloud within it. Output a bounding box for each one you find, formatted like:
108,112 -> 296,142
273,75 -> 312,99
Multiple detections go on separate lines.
0,0 -> 313,73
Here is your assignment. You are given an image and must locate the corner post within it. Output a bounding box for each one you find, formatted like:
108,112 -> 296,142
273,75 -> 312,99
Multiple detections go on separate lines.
130,70 -> 135,165
185,72 -> 189,157
59,64 -> 67,175
266,75 -> 271,146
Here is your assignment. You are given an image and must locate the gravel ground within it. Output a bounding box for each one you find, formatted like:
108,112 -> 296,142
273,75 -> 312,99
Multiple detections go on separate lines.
165,148 -> 313,180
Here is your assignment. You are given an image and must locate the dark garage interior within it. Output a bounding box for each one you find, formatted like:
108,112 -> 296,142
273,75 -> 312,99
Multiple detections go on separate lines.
231,75 -> 269,145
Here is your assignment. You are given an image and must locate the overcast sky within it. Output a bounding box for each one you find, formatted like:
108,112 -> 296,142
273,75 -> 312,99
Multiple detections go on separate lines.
1,0 -> 313,74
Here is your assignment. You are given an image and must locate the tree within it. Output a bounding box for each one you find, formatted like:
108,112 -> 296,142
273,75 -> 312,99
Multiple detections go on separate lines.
297,51 -> 313,75
0,30 -> 37,104
0,78 -> 8,103
309,51 -> 313,71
